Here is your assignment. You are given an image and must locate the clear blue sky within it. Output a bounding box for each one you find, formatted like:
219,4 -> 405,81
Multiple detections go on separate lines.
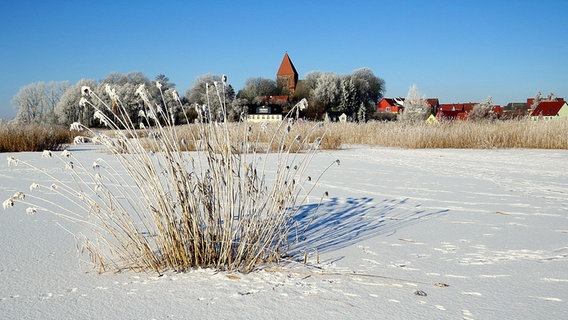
1,0 -> 567,119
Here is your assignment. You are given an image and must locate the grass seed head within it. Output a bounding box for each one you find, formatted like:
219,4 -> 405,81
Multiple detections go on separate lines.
2,198 -> 14,209
12,192 -> 25,200
81,86 -> 92,96
7,156 -> 19,166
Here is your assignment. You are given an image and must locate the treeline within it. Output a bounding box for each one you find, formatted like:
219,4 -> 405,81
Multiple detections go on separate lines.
10,68 -> 385,126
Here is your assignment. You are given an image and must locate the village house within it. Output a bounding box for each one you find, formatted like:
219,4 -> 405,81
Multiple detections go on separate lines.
246,104 -> 283,123
437,103 -> 504,120
436,102 -> 478,120
377,97 -> 439,115
376,98 -> 405,113
530,100 -> 568,121
500,97 -> 567,120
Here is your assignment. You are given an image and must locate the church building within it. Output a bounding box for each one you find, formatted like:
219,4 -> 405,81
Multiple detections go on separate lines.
246,53 -> 300,123
276,52 -> 298,93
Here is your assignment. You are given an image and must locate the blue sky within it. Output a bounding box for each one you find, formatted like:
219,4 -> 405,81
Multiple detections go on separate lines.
1,0 -> 567,119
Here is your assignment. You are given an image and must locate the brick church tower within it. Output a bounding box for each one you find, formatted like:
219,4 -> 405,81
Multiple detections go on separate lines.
276,52 -> 298,93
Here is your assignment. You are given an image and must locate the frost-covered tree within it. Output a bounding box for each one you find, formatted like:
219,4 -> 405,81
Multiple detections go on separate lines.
530,91 -> 542,112
350,68 -> 385,105
547,92 -> 557,101
399,84 -> 430,123
293,71 -> 320,101
13,81 -> 70,125
312,72 -> 341,111
155,74 -> 176,91
185,74 -> 235,122
469,96 -> 495,121
226,98 -> 248,122
186,74 -> 222,105
55,79 -> 98,126
305,69 -> 384,119
356,102 -> 367,122
43,81 -> 70,124
337,77 -> 357,114
237,77 -> 280,103
96,72 -> 153,126
13,82 -> 44,124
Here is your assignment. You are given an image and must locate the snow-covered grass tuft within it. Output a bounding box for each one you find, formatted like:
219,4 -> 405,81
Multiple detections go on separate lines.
4,78 -> 337,274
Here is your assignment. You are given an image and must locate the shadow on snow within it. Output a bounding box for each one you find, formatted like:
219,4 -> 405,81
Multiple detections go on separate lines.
288,197 -> 448,257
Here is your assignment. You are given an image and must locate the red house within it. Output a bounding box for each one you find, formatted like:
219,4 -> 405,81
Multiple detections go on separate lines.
530,101 -> 568,119
377,97 -> 405,113
377,98 -> 438,114
437,103 -> 478,120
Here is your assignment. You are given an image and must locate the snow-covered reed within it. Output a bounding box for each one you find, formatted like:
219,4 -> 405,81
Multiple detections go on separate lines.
4,79 -> 337,274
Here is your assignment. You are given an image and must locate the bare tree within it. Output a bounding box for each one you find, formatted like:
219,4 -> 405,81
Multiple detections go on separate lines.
13,81 -> 70,124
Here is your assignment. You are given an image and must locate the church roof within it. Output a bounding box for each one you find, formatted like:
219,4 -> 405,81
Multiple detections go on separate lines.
277,53 -> 298,77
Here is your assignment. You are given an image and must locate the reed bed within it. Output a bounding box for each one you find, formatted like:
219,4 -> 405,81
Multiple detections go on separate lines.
0,124 -> 75,152
4,83 -> 337,274
4,118 -> 566,154
140,121 -> 342,153
325,119 -> 568,149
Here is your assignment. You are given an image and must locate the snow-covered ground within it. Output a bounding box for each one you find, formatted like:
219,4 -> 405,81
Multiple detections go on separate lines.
1,145 -> 567,319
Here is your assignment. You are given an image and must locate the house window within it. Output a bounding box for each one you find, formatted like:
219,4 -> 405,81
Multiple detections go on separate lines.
386,107 -> 391,112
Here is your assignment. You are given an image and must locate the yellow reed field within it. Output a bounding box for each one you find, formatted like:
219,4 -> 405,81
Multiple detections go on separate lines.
323,119 -> 568,149
0,124 -> 77,152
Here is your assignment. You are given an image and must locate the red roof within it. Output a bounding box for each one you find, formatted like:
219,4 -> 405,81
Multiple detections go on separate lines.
379,98 -> 404,107
531,101 -> 566,116
426,98 -> 439,108
276,53 -> 298,92
528,97 -> 565,107
377,98 -> 405,113
259,95 -> 289,105
277,53 -> 298,77
438,103 -> 478,112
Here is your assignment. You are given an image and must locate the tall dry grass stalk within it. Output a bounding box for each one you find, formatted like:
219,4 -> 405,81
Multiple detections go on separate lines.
324,119 -> 568,149
4,81 -> 337,274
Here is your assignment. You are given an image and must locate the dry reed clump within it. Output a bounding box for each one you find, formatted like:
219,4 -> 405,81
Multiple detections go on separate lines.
0,124 -> 76,152
4,81 -> 337,274
324,119 -> 568,149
